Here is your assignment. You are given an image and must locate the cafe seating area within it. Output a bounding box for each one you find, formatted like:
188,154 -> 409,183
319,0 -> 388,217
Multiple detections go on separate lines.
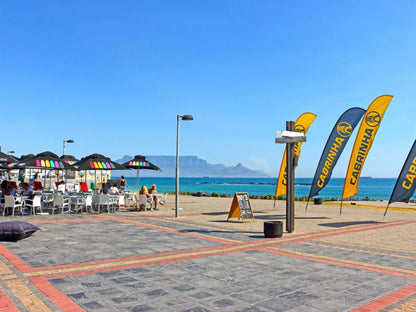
0,185 -> 168,217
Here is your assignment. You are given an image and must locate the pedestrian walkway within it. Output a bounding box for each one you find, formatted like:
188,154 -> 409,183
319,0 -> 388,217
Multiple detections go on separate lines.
0,199 -> 416,311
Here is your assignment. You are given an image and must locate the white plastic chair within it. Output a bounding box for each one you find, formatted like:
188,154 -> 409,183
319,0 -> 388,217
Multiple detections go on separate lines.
98,194 -> 112,213
157,193 -> 169,211
53,195 -> 71,214
138,194 -> 153,211
84,194 -> 93,213
123,192 -> 136,210
116,195 -> 125,212
4,195 -> 23,216
24,194 -> 43,215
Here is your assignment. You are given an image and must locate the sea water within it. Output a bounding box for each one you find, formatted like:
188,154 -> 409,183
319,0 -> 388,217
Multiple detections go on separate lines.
117,176 -> 404,201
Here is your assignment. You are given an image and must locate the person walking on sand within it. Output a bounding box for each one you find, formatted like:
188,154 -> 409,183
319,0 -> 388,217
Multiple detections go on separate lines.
119,176 -> 128,191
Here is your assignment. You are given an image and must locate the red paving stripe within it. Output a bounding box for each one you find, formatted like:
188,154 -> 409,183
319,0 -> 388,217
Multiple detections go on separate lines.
351,283 -> 416,311
262,248 -> 416,279
0,244 -> 32,271
36,244 -> 264,280
30,276 -> 85,312
0,287 -> 19,312
22,243 -> 237,273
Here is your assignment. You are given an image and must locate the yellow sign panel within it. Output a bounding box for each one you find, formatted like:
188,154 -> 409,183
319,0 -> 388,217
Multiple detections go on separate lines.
275,112 -> 317,197
227,192 -> 254,222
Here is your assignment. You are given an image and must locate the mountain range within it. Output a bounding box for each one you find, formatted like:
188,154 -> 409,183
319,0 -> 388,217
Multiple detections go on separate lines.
115,155 -> 270,178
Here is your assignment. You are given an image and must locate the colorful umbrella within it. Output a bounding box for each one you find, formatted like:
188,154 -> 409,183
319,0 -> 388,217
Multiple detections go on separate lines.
121,155 -> 160,192
73,154 -> 126,190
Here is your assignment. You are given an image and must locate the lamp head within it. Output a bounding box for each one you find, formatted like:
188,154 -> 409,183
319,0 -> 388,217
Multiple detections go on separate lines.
181,115 -> 193,121
65,139 -> 74,144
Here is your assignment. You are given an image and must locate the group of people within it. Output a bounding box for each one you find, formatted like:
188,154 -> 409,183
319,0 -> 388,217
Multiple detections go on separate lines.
139,184 -> 160,210
0,178 -> 34,203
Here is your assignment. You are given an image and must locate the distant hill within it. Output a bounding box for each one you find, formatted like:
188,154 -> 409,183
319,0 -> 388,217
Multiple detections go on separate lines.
115,155 -> 270,178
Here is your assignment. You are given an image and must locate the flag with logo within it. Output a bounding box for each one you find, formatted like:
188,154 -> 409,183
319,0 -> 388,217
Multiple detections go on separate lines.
275,112 -> 317,197
385,140 -> 416,216
308,107 -> 366,199
342,95 -> 393,200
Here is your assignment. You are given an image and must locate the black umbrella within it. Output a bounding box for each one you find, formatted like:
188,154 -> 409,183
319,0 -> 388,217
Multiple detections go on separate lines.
60,154 -> 79,166
73,154 -> 126,190
121,155 -> 161,192
17,151 -> 75,170
0,151 -> 18,165
59,154 -> 80,187
16,151 -> 76,189
0,152 -> 18,180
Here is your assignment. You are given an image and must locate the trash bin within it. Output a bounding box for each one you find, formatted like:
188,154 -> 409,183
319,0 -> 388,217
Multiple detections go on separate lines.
90,182 -> 96,190
314,198 -> 323,205
264,221 -> 283,238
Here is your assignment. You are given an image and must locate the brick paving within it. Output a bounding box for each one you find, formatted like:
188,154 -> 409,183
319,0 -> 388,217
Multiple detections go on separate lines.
0,198 -> 416,311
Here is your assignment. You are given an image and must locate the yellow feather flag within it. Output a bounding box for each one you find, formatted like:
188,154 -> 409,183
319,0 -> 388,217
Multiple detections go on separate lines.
342,95 -> 393,200
275,112 -> 317,197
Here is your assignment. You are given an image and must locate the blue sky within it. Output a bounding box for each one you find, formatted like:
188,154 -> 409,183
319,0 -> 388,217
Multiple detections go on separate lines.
1,1 -> 415,177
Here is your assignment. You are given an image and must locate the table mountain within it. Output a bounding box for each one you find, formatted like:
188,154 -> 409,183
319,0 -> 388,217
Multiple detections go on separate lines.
115,155 -> 270,177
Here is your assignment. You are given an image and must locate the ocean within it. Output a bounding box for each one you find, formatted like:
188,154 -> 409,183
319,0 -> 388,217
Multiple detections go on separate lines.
116,176 -> 405,201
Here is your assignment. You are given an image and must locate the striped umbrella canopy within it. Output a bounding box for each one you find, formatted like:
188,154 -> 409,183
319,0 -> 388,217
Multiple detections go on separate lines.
73,153 -> 126,190
60,154 -> 79,166
73,153 -> 126,171
121,155 -> 161,192
16,151 -> 74,170
0,151 -> 18,169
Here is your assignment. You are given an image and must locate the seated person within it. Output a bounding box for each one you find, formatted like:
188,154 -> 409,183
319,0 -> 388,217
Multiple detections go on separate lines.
139,185 -> 152,211
101,183 -> 110,195
9,181 -> 17,196
56,180 -> 66,194
1,179 -> 8,203
110,183 -> 120,195
149,184 -> 159,209
18,178 -> 25,189
22,182 -> 34,199
139,185 -> 151,197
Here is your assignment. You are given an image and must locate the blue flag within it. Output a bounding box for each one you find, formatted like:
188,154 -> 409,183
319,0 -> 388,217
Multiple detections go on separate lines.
387,140 -> 416,207
308,107 -> 366,198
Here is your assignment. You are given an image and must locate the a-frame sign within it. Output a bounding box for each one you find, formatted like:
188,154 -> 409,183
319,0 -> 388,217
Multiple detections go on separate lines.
227,192 -> 254,222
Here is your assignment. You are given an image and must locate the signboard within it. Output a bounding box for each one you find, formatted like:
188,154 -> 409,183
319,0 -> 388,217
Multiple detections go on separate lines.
227,192 -> 254,222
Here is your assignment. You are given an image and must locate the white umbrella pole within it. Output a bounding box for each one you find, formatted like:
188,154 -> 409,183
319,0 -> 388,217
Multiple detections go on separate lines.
135,168 -> 140,193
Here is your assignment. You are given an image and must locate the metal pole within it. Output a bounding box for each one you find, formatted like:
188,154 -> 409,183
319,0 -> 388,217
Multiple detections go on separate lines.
175,115 -> 180,218
63,140 -> 66,156
286,121 -> 295,233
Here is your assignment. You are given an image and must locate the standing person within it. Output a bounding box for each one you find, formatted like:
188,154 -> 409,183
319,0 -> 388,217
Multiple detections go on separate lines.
29,173 -> 38,188
119,176 -> 128,191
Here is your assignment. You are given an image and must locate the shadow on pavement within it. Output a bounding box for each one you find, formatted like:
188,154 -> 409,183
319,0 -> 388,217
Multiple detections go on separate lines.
319,220 -> 381,228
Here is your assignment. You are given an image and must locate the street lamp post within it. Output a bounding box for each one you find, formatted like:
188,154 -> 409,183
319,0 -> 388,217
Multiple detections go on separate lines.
63,139 -> 74,156
175,114 -> 193,218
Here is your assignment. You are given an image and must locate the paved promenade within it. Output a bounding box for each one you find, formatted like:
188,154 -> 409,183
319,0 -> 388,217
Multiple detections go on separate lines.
0,196 -> 416,311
